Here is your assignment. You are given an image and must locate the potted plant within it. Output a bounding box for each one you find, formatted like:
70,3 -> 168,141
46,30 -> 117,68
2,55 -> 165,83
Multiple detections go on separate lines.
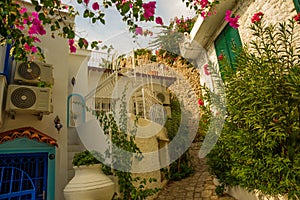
64,150 -> 115,200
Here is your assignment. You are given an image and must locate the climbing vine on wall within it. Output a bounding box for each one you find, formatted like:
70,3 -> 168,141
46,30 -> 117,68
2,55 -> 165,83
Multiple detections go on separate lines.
90,89 -> 161,200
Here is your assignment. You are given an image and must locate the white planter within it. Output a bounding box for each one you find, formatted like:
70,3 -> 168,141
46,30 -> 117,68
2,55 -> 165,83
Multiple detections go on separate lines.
64,164 -> 115,200
213,178 -> 288,200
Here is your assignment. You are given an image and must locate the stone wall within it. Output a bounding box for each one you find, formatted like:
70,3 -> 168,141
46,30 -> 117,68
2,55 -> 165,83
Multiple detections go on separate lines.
206,0 -> 300,62
121,54 -> 203,135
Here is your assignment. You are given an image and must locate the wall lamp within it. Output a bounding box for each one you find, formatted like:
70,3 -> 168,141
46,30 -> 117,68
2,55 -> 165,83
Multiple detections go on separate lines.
54,115 -> 63,132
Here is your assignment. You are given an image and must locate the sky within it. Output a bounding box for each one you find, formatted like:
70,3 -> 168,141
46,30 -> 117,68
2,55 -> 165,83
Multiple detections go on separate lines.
63,0 -> 196,54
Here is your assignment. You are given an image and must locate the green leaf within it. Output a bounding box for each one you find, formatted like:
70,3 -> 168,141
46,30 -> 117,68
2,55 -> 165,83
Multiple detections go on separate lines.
67,30 -> 75,39
83,9 -> 89,18
50,25 -> 56,31
121,3 -> 130,15
35,5 -> 42,12
99,18 -> 105,24
89,12 -> 95,18
38,13 -> 46,21
62,26 -> 69,34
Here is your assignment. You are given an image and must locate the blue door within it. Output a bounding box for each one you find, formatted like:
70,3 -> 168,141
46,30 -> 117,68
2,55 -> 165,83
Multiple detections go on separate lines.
0,153 -> 48,200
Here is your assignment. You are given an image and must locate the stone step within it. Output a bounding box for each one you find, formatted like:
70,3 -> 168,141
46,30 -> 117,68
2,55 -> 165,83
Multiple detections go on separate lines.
67,127 -> 84,145
67,127 -> 86,181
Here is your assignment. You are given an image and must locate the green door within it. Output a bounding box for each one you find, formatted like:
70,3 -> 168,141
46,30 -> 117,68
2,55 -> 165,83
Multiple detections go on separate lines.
215,24 -> 242,77
294,0 -> 300,12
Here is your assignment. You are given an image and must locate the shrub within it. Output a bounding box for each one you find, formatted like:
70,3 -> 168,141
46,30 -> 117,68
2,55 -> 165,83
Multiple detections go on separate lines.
206,17 -> 300,199
72,150 -> 100,167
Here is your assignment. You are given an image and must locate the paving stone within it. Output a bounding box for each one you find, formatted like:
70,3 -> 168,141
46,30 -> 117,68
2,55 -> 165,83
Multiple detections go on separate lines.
154,144 -> 236,200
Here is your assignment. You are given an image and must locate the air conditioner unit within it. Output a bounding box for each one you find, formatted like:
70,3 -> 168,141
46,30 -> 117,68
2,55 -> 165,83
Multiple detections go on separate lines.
6,85 -> 53,119
156,92 -> 170,105
14,61 -> 53,85
152,85 -> 170,105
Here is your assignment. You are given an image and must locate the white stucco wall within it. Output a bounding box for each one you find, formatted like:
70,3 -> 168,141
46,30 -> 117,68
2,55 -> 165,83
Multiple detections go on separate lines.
2,32 -> 70,200
0,2 -> 92,199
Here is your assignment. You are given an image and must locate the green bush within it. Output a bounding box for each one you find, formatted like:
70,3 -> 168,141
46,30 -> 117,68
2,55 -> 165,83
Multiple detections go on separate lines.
72,150 -> 101,167
164,94 -> 195,180
206,18 -> 300,199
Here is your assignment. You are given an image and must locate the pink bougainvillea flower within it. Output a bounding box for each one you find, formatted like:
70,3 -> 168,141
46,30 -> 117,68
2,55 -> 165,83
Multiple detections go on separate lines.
24,43 -> 37,53
28,14 -> 46,36
31,12 -> 39,18
28,25 -> 37,35
16,24 -> 25,30
82,38 -> 88,47
24,43 -> 31,52
62,5 -> 69,10
135,27 -> 143,35
251,12 -> 264,23
36,24 -> 46,35
129,3 -> 133,8
200,0 -> 208,8
200,11 -> 206,19
70,45 -> 76,53
68,39 -> 74,46
228,16 -> 240,28
19,7 -> 27,14
198,99 -> 204,106
92,2 -> 100,10
142,1 -> 156,20
155,17 -> 163,25
193,0 -> 209,8
218,54 -> 224,61
68,39 -> 76,53
31,46 -> 37,53
203,64 -> 210,75
84,0 -> 89,5
224,10 -> 232,21
33,37 -> 41,43
23,18 -> 28,24
224,10 -> 240,29
294,13 -> 300,24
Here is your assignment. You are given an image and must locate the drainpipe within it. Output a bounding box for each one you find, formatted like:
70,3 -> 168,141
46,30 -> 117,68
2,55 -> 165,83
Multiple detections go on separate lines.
2,44 -> 12,83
